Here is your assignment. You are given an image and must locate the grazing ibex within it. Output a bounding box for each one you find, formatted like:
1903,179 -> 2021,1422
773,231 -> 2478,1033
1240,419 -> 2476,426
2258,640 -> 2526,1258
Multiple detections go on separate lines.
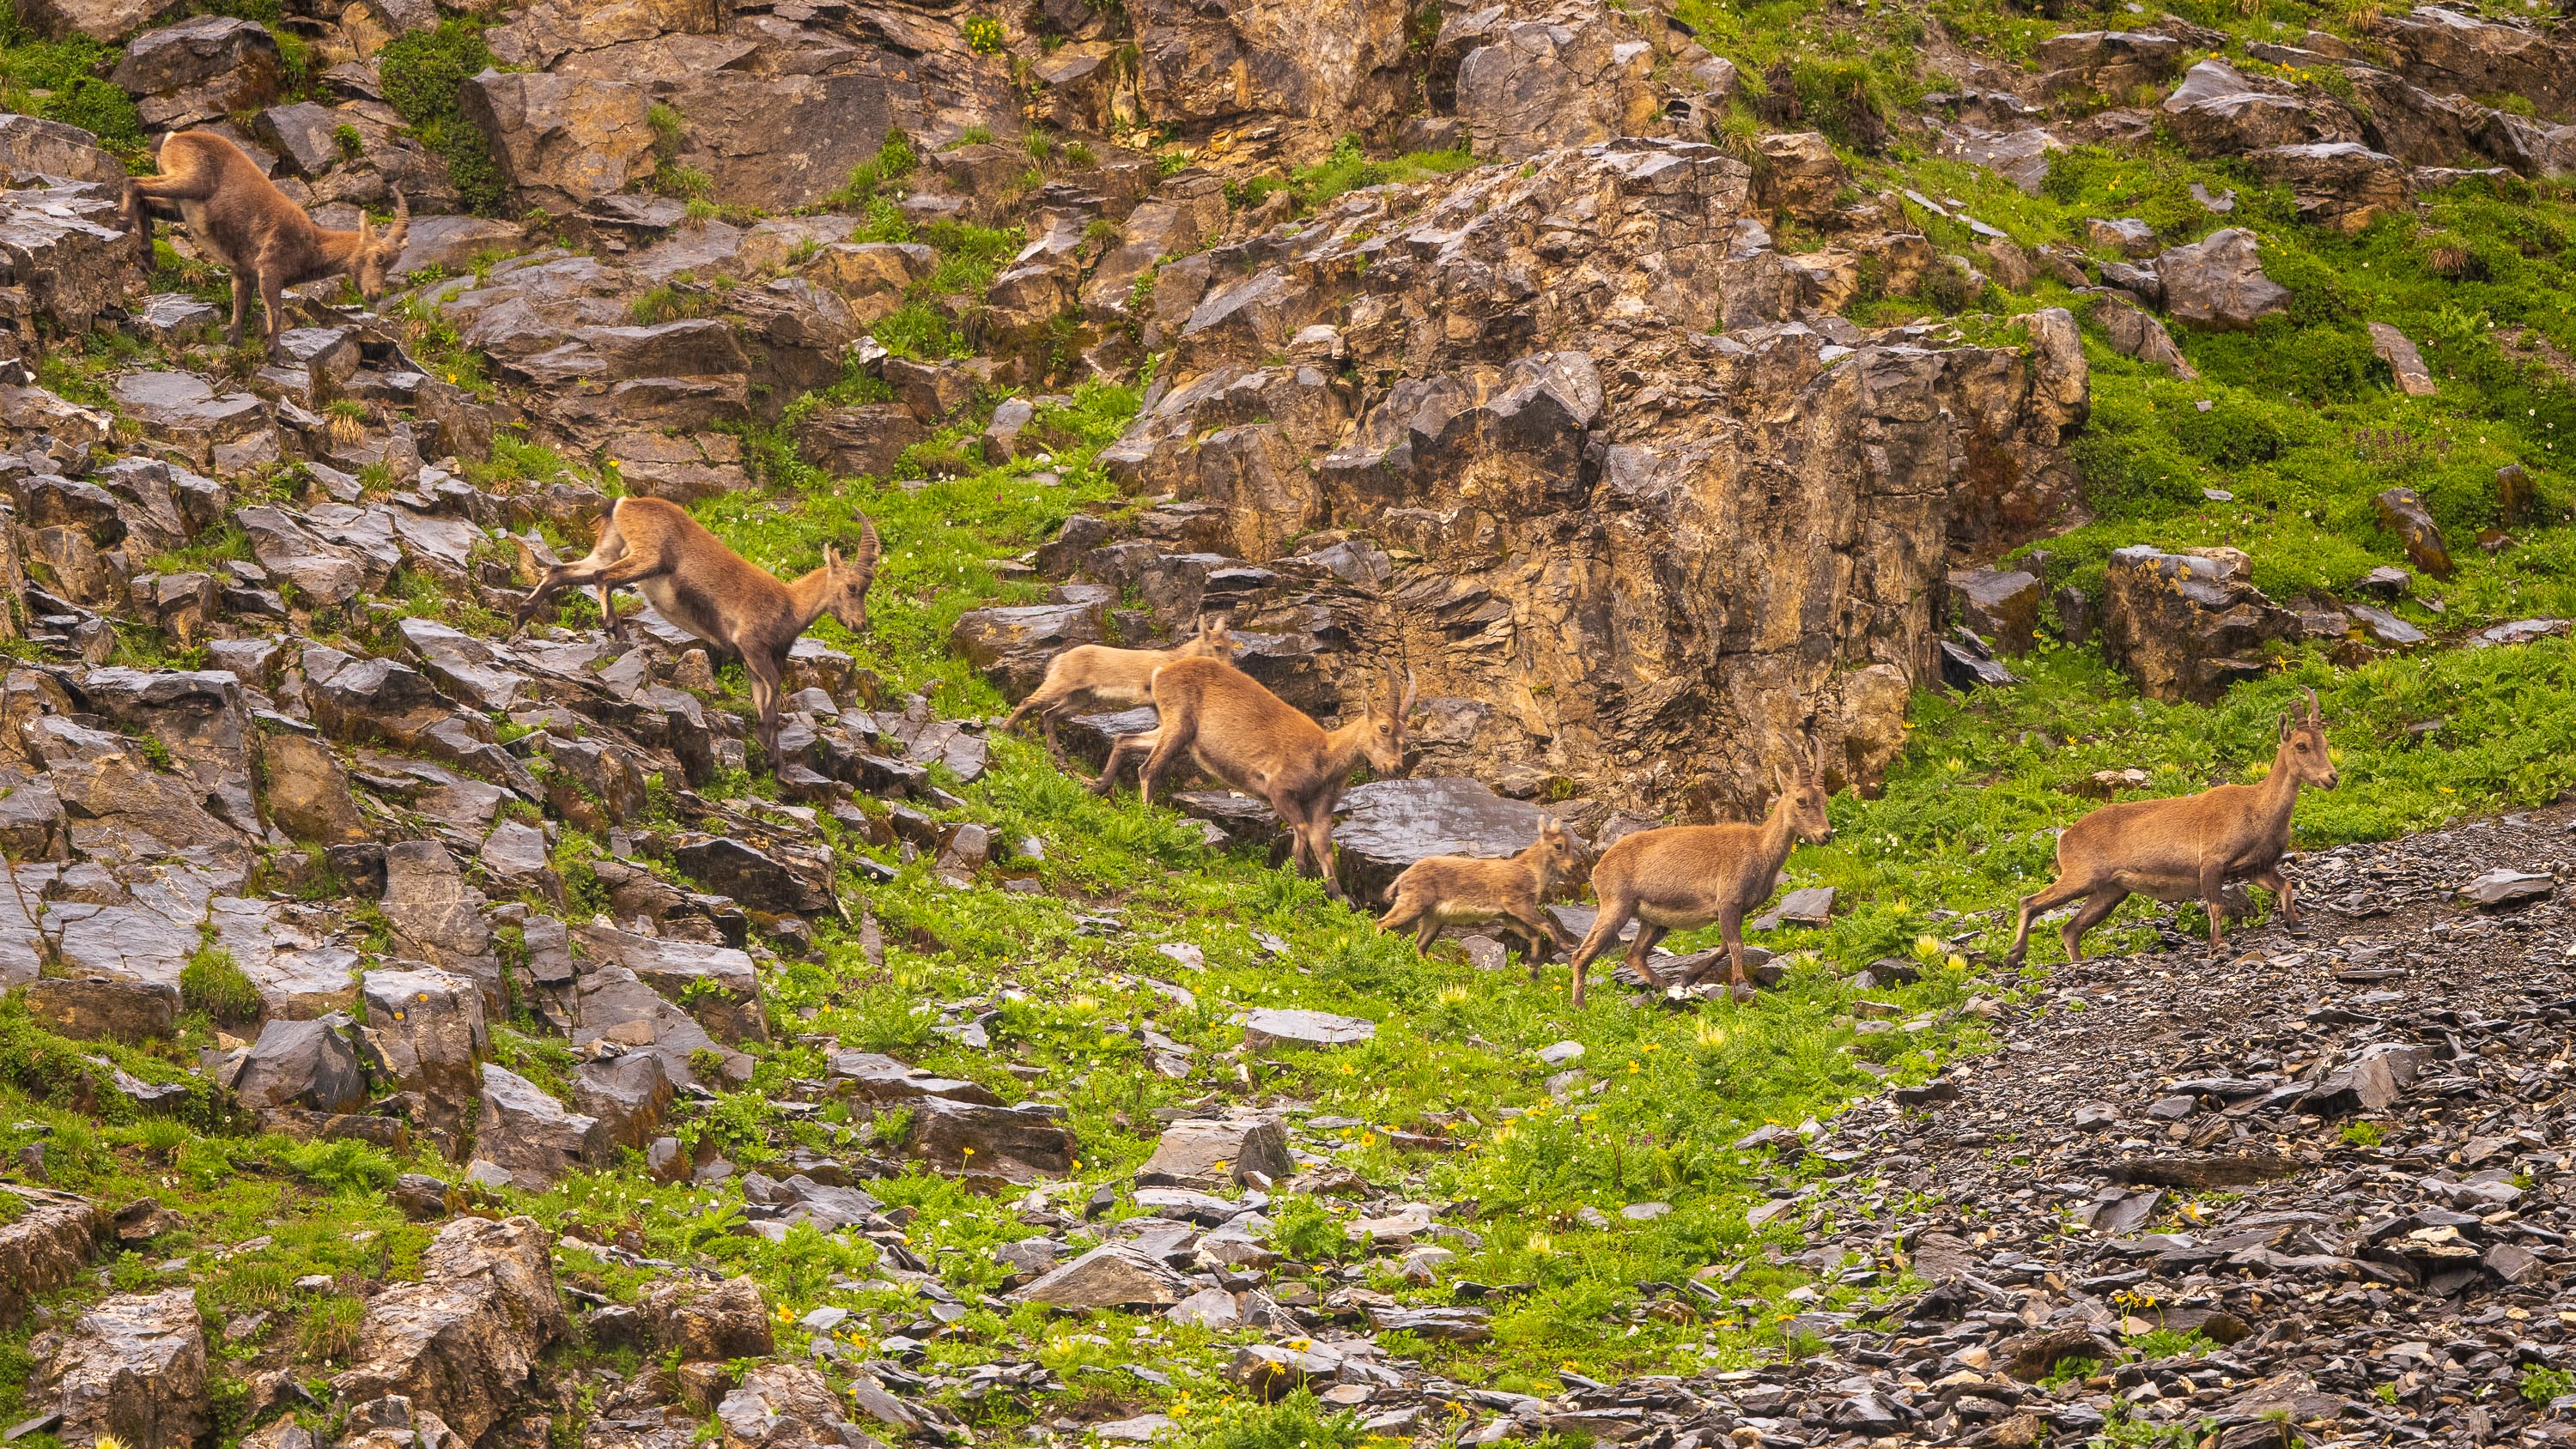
1563,747 -> 1836,1007
1095,658 -> 1414,900
1002,615 -> 1236,753
513,496 -> 880,763
1378,819 -> 1586,967
2007,688 -> 2336,967
122,130 -> 410,347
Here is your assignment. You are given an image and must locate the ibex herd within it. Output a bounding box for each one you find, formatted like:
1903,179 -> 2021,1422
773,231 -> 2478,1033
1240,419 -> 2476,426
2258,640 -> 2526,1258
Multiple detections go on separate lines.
513,490 -> 2338,1007
140,109 -> 2345,1009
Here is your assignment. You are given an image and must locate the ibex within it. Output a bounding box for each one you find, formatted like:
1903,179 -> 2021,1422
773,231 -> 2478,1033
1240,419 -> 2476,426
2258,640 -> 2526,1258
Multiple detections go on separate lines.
513,496 -> 881,763
2007,688 -> 2336,966
1563,747 -> 1836,1007
1378,819 -> 1586,967
1002,615 -> 1236,753
121,130 -> 410,347
1095,658 -> 1414,900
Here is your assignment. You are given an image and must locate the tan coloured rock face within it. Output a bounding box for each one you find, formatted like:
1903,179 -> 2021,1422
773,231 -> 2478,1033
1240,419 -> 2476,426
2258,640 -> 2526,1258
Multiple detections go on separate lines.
1131,0 -> 1411,156
462,70 -> 656,213
1093,139 -> 2087,810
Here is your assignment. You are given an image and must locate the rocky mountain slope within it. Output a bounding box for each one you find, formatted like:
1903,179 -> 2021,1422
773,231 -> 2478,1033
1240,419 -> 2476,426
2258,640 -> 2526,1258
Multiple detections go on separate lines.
0,0 -> 2573,1446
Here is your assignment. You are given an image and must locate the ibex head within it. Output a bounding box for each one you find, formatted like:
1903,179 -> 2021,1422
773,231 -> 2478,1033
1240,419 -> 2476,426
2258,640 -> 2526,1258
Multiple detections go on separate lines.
1358,669 -> 1418,775
2280,686 -> 2337,791
817,516 -> 884,632
351,190 -> 411,302
1772,738 -> 1835,845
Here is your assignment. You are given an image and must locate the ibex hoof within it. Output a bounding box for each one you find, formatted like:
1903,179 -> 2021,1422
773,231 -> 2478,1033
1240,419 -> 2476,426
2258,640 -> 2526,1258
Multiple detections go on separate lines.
1729,980 -> 1755,1003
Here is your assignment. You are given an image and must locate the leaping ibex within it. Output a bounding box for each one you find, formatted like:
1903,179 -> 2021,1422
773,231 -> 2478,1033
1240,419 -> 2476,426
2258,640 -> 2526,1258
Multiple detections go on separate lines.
1096,658 -> 1415,900
1002,615 -> 1237,754
122,130 -> 410,347
513,497 -> 881,766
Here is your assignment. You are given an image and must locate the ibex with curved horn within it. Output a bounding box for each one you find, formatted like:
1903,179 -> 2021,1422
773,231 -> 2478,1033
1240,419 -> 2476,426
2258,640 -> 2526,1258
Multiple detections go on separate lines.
2007,687 -> 2336,967
122,130 -> 411,346
513,497 -> 881,765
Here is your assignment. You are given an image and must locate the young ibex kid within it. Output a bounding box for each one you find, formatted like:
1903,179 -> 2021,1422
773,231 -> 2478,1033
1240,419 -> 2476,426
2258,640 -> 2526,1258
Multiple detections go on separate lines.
1096,658 -> 1414,900
2006,688 -> 2336,966
1002,615 -> 1236,753
513,497 -> 880,764
1562,746 -> 1836,1007
122,130 -> 410,347
1377,819 -> 1586,967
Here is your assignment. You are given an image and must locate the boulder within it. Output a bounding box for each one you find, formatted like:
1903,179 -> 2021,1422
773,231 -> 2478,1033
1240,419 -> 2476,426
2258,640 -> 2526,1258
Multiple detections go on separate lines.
380,842 -> 501,999
2089,291 -> 2196,379
668,835 -> 832,917
1946,568 -> 2041,653
331,1216 -> 567,1443
1132,0 -> 1409,150
1452,4 -> 1666,161
1137,1117 -> 1294,1186
31,1288 -> 207,1449
570,1052 -> 673,1149
715,1362 -> 863,1449
792,403 -> 927,480
1755,132 -> 1846,221
2375,6 -> 2576,118
568,966 -> 744,1090
2369,322 -> 2438,397
1241,1008 -> 1375,1052
111,373 -> 268,470
2099,546 -> 2300,703
238,506 -> 368,605
1012,1244 -> 1188,1309
1092,136 -> 2083,810
475,1064 -> 609,1189
829,1052 -> 1003,1106
0,115 -> 126,184
641,1276 -> 773,1362
949,600 -> 1107,699
256,727 -> 369,844
359,969 -> 489,1155
0,1188 -> 103,1325
12,0 -> 179,42
2035,30 -> 2185,92
2373,486 -> 2454,577
902,1097 -> 1076,1184
110,16 -> 282,129
2247,142 -> 2408,232
571,925 -> 764,1044
228,1015 -> 368,1114
2160,60 -> 2350,156
2158,228 -> 2289,330
18,976 -> 178,1044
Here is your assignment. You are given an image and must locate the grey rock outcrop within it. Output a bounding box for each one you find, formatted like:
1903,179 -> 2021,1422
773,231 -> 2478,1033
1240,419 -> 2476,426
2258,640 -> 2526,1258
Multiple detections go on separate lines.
330,1216 -> 566,1442
31,1288 -> 207,1449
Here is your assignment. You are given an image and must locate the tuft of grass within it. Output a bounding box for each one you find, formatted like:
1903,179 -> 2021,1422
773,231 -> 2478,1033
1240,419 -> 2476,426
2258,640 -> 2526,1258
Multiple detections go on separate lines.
179,944 -> 260,1027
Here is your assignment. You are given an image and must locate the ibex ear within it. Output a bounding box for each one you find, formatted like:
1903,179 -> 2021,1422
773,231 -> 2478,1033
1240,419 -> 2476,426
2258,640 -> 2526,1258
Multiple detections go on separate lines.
825,543 -> 840,576
2279,711 -> 2295,742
